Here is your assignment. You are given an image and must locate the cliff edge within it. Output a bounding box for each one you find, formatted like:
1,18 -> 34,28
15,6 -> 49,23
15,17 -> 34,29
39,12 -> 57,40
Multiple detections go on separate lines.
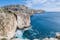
0,5 -> 45,40
0,5 -> 45,15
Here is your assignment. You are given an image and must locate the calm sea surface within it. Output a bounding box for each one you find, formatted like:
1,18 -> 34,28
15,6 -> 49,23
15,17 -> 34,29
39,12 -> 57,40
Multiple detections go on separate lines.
16,12 -> 60,39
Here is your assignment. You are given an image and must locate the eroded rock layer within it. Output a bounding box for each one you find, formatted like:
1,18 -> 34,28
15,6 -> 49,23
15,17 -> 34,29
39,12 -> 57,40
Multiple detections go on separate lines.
0,5 -> 44,40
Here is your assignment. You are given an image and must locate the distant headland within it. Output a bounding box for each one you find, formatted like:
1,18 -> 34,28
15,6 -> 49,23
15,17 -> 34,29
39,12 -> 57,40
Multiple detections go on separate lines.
0,4 -> 45,15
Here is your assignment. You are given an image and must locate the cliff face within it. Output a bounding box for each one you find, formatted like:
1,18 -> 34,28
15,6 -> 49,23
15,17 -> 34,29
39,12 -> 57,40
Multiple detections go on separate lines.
0,13 -> 17,40
0,5 -> 44,40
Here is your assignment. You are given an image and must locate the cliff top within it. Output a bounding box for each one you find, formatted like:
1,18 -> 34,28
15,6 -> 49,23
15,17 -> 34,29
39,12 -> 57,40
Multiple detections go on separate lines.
0,5 -> 45,15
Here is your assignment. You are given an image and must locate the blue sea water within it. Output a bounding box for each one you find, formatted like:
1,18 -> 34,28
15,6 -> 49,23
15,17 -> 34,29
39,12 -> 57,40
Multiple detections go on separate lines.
16,12 -> 60,39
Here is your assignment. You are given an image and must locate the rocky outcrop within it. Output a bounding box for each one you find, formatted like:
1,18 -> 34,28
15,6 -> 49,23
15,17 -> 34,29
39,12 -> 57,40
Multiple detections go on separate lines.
0,13 -> 17,40
0,5 -> 45,40
0,12 -> 31,40
0,5 -> 45,15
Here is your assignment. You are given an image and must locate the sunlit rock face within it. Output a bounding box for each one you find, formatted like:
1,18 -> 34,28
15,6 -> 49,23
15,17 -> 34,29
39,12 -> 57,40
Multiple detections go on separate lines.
56,32 -> 60,39
0,13 -> 17,39
0,5 -> 31,40
0,5 -> 44,40
0,13 -> 31,40
16,13 -> 31,29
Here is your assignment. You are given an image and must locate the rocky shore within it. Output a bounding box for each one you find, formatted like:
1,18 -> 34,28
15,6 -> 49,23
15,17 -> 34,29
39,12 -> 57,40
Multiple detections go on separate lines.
0,5 -> 45,40
9,38 -> 60,40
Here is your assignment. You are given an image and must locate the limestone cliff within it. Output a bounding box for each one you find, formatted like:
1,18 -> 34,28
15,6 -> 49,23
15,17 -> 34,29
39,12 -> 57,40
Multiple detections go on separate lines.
0,5 -> 45,40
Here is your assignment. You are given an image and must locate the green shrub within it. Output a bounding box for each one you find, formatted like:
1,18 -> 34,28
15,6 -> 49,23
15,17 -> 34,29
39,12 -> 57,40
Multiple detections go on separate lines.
1,38 -> 7,40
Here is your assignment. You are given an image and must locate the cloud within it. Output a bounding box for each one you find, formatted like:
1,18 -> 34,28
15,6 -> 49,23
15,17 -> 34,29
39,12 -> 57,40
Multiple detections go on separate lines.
40,7 -> 60,12
25,0 -> 47,7
24,0 -> 60,12
0,0 -> 60,11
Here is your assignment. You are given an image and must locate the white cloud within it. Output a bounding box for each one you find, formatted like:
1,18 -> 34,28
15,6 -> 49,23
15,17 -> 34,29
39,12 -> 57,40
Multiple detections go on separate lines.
31,0 -> 47,4
25,0 -> 47,7
40,7 -> 60,12
24,0 -> 60,12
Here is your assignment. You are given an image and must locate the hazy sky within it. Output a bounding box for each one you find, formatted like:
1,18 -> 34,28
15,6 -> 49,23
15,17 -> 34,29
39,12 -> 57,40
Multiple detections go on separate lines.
0,0 -> 60,12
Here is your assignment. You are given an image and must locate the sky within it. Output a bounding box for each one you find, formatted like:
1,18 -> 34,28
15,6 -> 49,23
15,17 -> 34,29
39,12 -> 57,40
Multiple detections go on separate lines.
0,0 -> 60,12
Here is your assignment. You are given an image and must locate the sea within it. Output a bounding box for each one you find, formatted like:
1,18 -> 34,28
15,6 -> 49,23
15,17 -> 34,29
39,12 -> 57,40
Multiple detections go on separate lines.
15,12 -> 60,40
